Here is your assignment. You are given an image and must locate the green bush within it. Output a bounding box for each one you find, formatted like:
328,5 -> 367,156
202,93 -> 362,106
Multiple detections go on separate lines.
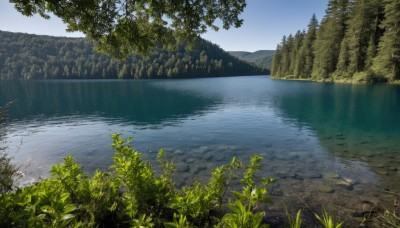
0,104 -> 19,194
0,134 -> 276,227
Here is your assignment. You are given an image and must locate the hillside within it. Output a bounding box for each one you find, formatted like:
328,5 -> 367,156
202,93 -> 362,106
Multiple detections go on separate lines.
228,50 -> 275,70
0,31 -> 266,80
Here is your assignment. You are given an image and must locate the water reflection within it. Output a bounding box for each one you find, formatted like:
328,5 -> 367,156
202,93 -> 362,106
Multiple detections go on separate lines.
1,77 -> 400,226
0,80 -> 219,125
269,81 -> 400,191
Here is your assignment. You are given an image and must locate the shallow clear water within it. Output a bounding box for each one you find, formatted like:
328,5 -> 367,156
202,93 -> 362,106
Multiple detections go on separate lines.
1,76 -> 400,225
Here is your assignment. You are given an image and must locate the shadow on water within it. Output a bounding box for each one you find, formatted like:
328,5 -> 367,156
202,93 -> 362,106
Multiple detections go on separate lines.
0,80 -> 219,125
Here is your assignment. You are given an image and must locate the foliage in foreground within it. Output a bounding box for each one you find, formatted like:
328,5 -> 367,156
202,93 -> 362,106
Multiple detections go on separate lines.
11,0 -> 246,59
0,134 -> 275,227
0,104 -> 19,194
1,133 -> 384,227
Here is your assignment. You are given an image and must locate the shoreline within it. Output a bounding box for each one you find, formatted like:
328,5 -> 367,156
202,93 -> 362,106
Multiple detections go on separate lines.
270,76 -> 400,85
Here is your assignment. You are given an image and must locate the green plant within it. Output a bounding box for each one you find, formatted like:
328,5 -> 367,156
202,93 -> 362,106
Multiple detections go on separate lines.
381,209 -> 400,227
315,209 -> 343,228
0,103 -> 20,194
287,209 -> 303,228
0,134 -> 277,227
218,155 -> 275,228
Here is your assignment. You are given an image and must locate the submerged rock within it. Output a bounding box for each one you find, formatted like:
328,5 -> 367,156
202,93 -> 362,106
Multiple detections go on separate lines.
304,173 -> 322,179
204,154 -> 214,161
176,163 -> 190,173
323,172 -> 341,180
192,164 -> 208,174
336,180 -> 354,190
376,170 -> 389,176
318,184 -> 335,193
174,149 -> 184,155
214,155 -> 226,162
184,158 -> 195,164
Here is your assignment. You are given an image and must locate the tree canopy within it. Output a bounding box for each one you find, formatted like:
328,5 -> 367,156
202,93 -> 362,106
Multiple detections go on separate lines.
10,0 -> 246,59
271,0 -> 399,83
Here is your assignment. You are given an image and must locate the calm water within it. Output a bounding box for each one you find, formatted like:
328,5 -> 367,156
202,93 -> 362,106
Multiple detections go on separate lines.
1,76 -> 400,225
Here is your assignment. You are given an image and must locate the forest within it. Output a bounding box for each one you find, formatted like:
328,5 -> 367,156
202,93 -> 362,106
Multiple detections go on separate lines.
0,31 -> 266,80
271,0 -> 400,83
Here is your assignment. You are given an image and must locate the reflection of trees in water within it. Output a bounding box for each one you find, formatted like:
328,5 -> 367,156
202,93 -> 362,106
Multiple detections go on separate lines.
272,82 -> 400,184
0,81 -> 219,125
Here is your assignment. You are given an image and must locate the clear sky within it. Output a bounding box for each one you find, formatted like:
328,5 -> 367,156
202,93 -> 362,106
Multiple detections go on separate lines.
0,0 -> 328,52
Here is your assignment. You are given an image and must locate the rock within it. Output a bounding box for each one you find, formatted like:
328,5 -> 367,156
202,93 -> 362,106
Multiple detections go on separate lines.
184,158 -> 195,164
291,174 -> 304,181
305,173 -> 322,179
204,154 -> 214,161
176,164 -> 190,173
174,150 -> 184,155
376,170 -> 389,176
352,201 -> 375,217
288,152 -> 300,159
323,172 -> 341,180
275,171 -> 288,179
271,190 -> 283,196
216,145 -> 229,151
228,145 -> 239,151
192,164 -> 208,174
374,163 -> 385,168
387,166 -> 398,171
199,146 -> 210,153
318,185 -> 335,193
336,180 -> 354,190
215,155 -> 226,162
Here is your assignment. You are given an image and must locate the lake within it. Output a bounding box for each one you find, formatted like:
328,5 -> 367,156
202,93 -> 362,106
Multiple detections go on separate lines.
1,76 -> 400,225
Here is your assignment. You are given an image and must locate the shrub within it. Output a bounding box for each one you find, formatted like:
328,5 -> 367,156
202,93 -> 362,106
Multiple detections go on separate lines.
0,134 -> 275,227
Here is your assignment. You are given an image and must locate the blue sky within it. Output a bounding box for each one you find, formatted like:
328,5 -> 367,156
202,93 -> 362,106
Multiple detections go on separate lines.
0,0 -> 328,52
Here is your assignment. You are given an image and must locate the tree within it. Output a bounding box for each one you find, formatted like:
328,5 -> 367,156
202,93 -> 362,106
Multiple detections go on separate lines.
372,0 -> 400,81
271,44 -> 282,77
312,0 -> 350,80
338,0 -> 383,77
296,14 -> 318,78
11,0 -> 247,59
290,30 -> 305,76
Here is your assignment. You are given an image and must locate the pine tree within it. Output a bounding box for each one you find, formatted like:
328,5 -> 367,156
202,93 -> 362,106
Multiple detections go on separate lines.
365,34 -> 376,69
289,30 -> 305,76
271,44 -> 282,77
335,38 -> 350,79
279,35 -> 294,76
295,14 -> 319,78
372,0 -> 400,81
312,0 -> 351,80
339,0 -> 383,77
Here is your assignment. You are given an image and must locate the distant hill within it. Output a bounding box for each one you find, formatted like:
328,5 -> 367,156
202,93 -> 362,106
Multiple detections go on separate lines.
0,30 -> 267,80
228,50 -> 275,70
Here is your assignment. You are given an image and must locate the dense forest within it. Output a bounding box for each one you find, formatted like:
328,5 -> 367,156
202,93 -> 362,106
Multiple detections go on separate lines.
0,31 -> 266,80
271,0 -> 400,83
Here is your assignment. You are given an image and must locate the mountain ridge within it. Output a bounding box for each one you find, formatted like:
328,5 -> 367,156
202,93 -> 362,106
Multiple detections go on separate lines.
0,30 -> 267,80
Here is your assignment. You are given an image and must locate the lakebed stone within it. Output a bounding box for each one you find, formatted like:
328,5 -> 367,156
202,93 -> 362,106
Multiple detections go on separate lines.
174,149 -> 184,155
318,184 -> 335,193
323,172 -> 341,180
176,163 -> 190,172
184,158 -> 195,164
